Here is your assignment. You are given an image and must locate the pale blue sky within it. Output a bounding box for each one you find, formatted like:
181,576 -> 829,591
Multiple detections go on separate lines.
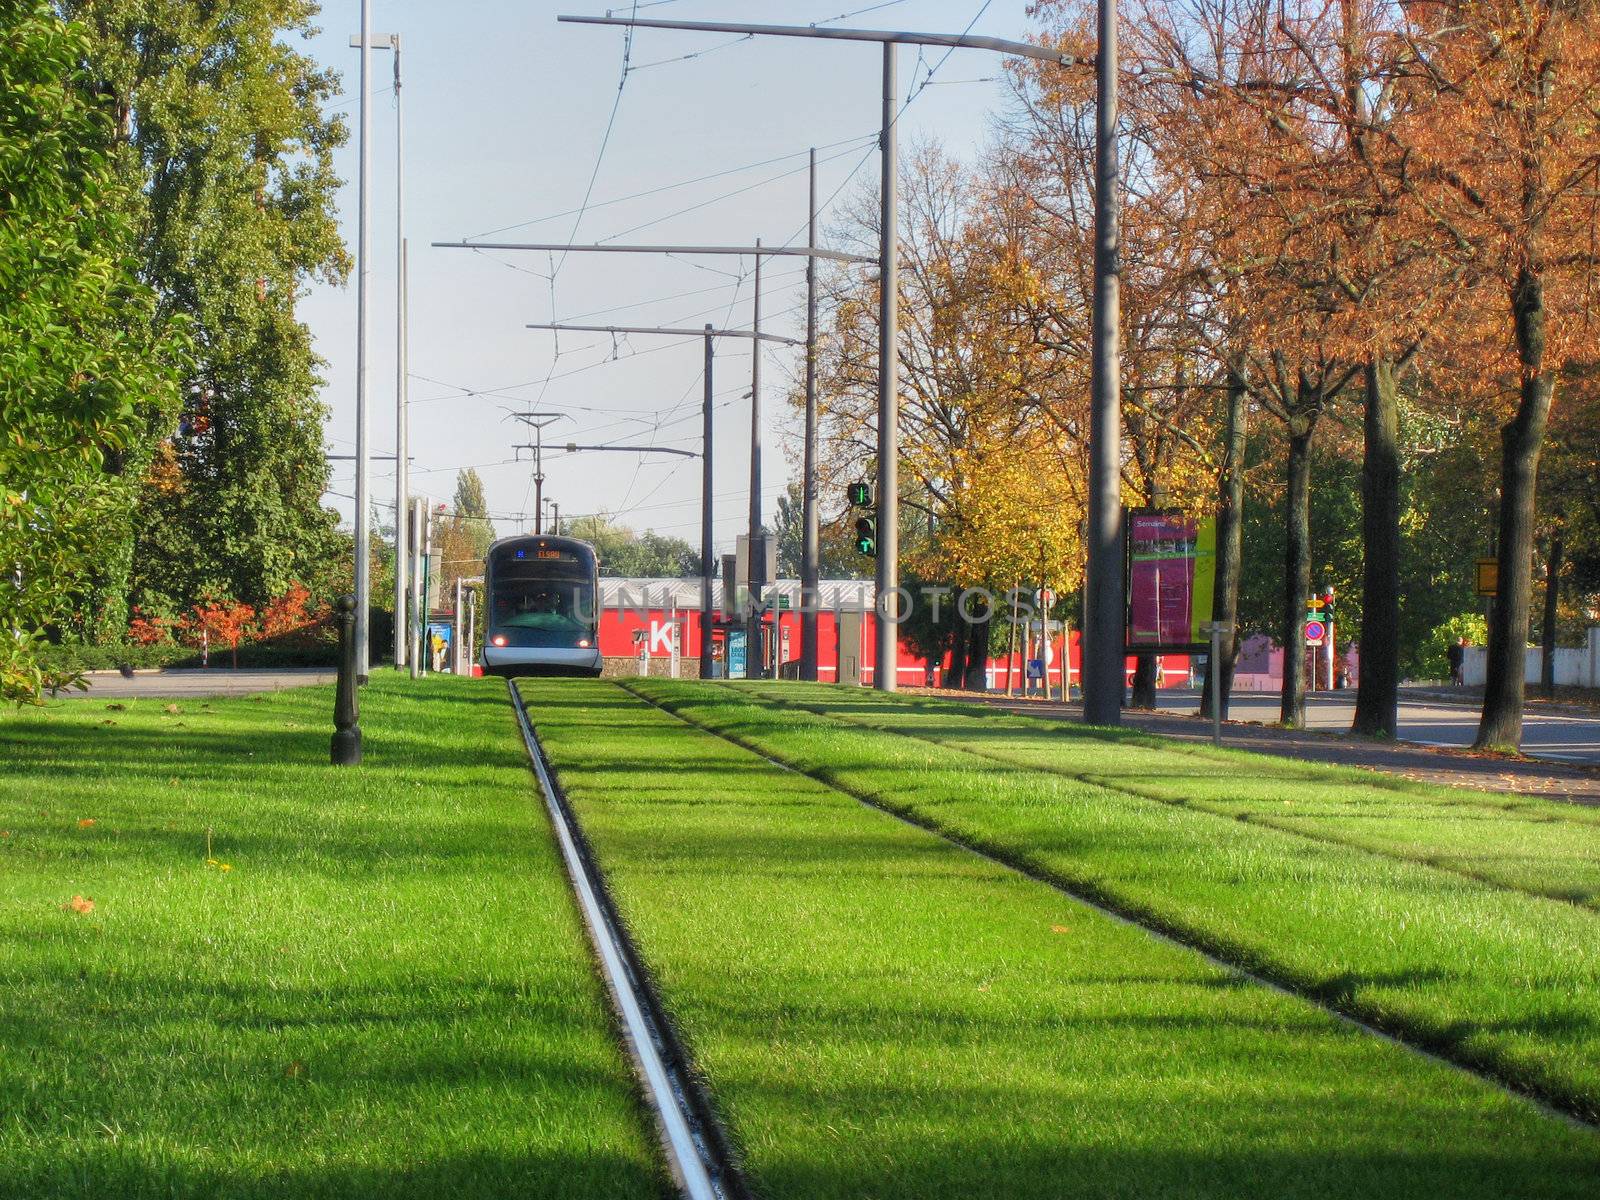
304,1 -> 1040,551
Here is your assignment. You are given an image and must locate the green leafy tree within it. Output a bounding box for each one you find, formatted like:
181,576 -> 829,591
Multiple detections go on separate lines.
772,481 -> 870,580
0,4 -> 182,702
60,0 -> 350,616
565,515 -> 701,578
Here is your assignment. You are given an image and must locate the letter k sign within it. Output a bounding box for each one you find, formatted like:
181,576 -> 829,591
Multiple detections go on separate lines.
649,622 -> 675,655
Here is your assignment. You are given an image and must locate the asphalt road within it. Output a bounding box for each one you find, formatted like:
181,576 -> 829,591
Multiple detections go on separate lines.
1157,688 -> 1600,766
61,669 -> 338,700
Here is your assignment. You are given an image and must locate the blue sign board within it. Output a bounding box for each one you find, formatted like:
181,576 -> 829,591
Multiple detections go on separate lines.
1026,658 -> 1045,681
726,630 -> 747,680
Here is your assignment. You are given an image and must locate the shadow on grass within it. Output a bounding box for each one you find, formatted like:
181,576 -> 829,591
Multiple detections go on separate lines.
0,1147 -> 665,1200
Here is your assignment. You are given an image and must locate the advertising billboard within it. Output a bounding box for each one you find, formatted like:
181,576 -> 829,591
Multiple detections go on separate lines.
1126,511 -> 1216,651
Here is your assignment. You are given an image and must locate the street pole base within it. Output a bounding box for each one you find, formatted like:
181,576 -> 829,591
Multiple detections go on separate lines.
331,727 -> 363,766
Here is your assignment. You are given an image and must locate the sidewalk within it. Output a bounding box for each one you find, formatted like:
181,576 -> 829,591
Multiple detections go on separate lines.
63,667 -> 337,700
908,688 -> 1600,808
1400,684 -> 1600,719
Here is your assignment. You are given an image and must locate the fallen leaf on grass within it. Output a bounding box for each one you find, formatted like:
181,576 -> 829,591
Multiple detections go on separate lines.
77,818 -> 96,828
101,719 -> 116,726
284,1060 -> 307,1079
205,858 -> 233,873
1050,925 -> 1070,934
163,704 -> 181,715
62,895 -> 95,914
104,703 -> 126,712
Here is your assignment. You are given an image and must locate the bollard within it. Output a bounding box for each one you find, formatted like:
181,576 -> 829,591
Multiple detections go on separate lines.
331,594 -> 362,765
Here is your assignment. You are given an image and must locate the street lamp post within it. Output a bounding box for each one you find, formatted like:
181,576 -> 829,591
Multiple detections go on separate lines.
350,9 -> 373,681
350,29 -> 405,672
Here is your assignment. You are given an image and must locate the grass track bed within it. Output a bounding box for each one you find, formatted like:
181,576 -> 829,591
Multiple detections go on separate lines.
524,679 -> 1599,1198
755,683 -> 1600,908
636,679 -> 1600,1123
0,676 -> 663,1200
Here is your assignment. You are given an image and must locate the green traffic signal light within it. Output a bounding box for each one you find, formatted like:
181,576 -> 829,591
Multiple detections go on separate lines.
854,515 -> 876,556
847,481 -> 872,508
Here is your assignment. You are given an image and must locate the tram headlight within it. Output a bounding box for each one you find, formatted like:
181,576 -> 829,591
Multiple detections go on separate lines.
577,638 -> 591,649
491,634 -> 507,647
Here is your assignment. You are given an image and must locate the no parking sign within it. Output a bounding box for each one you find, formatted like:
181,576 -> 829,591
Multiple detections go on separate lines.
1304,619 -> 1326,646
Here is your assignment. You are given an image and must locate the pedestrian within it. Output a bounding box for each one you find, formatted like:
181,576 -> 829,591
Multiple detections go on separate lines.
1448,636 -> 1467,687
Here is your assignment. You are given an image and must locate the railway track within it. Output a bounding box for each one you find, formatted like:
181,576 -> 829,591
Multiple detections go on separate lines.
620,678 -> 1599,1135
508,681 -> 747,1200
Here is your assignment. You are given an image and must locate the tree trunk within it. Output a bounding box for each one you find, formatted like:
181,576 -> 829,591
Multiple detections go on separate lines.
1201,369 -> 1246,721
1352,356 -> 1401,737
1281,423 -> 1314,727
1541,531 -> 1563,700
1476,267 -> 1555,750
1130,654 -> 1158,708
963,607 -> 991,691
947,617 -> 968,691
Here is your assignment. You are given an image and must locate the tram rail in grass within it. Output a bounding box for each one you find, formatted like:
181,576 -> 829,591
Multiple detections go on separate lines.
631,678 -> 1600,1126
0,676 -> 665,1200
508,681 -> 743,1200
744,682 -> 1600,908
520,678 -> 1599,1199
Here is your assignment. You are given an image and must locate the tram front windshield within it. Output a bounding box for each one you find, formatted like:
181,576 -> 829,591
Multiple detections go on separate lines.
489,549 -> 596,647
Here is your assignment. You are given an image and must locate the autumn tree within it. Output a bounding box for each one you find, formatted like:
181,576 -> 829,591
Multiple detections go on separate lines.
811,144 -> 1082,687
432,469 -> 497,596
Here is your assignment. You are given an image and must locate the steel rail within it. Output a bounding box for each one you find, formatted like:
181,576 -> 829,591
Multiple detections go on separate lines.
508,682 -> 742,1200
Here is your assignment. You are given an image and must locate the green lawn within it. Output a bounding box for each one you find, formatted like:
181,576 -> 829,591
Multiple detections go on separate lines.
633,678 -> 1600,1122
745,682 -> 1600,908
0,676 -> 664,1200
523,679 -> 1599,1199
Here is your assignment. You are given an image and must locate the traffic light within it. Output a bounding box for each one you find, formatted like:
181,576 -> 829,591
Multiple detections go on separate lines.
854,516 -> 877,556
847,481 -> 872,508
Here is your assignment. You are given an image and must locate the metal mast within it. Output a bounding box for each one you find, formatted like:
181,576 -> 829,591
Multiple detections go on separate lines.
801,148 -> 821,681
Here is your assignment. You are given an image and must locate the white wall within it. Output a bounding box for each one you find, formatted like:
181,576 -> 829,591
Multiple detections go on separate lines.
1462,630 -> 1600,688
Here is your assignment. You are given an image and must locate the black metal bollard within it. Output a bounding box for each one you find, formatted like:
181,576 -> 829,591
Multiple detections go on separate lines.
331,594 -> 362,765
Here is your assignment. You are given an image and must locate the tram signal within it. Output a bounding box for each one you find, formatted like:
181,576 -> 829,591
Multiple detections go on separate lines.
847,481 -> 872,508
854,516 -> 877,556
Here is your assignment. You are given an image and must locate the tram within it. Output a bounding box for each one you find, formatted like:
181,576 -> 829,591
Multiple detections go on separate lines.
481,534 -> 603,676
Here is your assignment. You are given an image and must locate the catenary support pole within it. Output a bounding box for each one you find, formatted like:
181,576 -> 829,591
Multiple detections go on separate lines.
701,326 -> 716,681
749,242 -> 764,679
534,421 -> 545,535
1083,0 -> 1124,725
394,236 -> 409,669
801,148 -> 821,682
392,37 -> 406,672
354,2 -> 373,683
876,41 -> 900,692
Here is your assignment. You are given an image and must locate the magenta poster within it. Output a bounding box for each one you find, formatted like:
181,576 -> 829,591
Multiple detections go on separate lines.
1127,512 -> 1199,647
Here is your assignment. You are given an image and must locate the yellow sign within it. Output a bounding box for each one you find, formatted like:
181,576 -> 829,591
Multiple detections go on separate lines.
1475,558 -> 1498,597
